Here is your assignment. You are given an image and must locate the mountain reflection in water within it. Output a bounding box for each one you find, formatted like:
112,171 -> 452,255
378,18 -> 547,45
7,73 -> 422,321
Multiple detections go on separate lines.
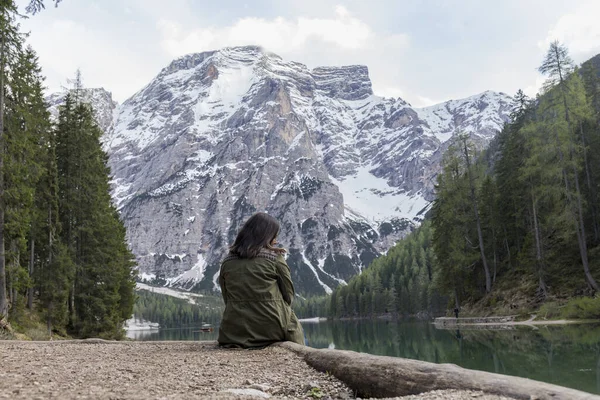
302,320 -> 600,395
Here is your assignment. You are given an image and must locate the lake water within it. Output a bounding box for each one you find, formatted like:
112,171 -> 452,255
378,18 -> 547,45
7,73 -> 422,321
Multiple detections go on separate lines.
129,320 -> 600,395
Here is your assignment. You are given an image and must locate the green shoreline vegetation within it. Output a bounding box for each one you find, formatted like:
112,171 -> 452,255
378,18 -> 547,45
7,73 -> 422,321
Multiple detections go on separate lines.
132,289 -> 224,329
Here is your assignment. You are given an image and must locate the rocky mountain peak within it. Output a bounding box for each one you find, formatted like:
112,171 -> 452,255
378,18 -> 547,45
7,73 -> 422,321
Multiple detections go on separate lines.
49,47 -> 513,295
46,87 -> 118,133
312,65 -> 372,100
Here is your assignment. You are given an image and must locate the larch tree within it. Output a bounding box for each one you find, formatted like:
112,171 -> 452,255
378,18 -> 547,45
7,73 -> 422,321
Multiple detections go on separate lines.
539,41 -> 598,291
580,62 -> 600,243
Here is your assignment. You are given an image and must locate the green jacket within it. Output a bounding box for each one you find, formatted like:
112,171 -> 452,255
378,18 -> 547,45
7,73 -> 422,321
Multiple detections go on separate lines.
217,249 -> 305,348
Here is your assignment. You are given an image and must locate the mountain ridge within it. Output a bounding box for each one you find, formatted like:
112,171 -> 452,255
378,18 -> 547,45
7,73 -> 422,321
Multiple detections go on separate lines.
46,46 -> 512,295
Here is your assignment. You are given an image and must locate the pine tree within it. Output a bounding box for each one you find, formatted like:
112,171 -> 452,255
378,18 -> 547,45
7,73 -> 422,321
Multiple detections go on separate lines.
539,42 -> 598,291
432,144 -> 479,305
518,117 -> 563,298
55,79 -> 136,338
3,46 -> 50,316
0,0 -> 23,319
32,101 -> 74,334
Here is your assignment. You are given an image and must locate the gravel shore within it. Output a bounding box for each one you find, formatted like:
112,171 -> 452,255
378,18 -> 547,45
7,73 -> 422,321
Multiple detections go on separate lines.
0,341 -> 514,399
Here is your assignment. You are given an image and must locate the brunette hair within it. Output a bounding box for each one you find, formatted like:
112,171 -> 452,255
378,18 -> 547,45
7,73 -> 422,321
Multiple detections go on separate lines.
229,212 -> 286,258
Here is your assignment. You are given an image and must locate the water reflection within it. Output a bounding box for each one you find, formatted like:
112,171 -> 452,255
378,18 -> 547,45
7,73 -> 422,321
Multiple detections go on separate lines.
129,320 -> 600,395
128,326 -> 218,341
302,320 -> 600,395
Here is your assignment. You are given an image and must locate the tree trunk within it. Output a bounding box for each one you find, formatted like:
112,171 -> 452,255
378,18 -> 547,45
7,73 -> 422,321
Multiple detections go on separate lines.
9,241 -> 18,311
462,138 -> 491,293
491,227 -> 497,284
27,238 -> 34,309
531,191 -> 547,299
0,26 -> 8,319
47,301 -> 52,336
454,289 -> 460,311
555,55 -> 598,291
572,164 -> 597,290
69,282 -> 75,328
558,130 -> 597,291
280,342 -> 596,400
46,205 -> 53,335
503,226 -> 513,270
426,259 -> 432,282
557,155 -> 597,291
512,200 -> 522,251
580,123 -> 599,243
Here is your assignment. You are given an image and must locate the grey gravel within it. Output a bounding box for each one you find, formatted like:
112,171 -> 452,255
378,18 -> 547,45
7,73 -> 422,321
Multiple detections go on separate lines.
0,341 -> 515,399
365,390 -> 515,399
0,341 -> 351,399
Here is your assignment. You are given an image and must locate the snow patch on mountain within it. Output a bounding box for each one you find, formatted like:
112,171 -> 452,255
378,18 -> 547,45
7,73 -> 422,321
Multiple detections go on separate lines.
169,254 -> 207,287
331,165 -> 429,223
136,282 -> 204,304
48,46 -> 512,295
196,64 -> 256,115
302,252 -> 333,294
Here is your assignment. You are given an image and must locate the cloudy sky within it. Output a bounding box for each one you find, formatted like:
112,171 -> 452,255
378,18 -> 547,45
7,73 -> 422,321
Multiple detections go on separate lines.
15,0 -> 600,107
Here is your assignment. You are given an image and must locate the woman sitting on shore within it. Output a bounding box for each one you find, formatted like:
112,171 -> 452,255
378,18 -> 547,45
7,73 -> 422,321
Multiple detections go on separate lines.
217,212 -> 304,348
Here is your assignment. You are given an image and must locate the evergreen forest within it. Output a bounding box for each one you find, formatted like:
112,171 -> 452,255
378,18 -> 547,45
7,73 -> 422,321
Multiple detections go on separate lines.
132,290 -> 224,328
0,1 -> 136,339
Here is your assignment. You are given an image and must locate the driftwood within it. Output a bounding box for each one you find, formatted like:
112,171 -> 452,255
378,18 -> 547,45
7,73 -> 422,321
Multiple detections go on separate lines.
277,342 -> 600,400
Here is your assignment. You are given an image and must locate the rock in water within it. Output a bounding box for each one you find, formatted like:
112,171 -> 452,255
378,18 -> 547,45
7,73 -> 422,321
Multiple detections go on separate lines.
49,46 -> 512,295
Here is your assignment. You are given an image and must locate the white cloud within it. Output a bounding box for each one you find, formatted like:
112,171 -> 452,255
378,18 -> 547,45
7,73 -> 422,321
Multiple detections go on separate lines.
414,96 -> 440,108
24,17 -> 162,102
156,5 -> 411,104
540,0 -> 600,58
19,0 -> 595,109
524,75 -> 546,99
158,5 -> 383,57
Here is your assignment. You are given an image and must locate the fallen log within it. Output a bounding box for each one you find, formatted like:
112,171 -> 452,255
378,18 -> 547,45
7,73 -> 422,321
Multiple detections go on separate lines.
277,342 -> 600,400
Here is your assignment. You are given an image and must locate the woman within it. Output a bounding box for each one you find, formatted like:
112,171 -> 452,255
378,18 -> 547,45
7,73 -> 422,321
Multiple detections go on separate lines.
218,212 -> 304,348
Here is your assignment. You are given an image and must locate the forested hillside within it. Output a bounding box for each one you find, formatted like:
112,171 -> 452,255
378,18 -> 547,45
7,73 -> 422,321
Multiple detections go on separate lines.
0,1 -> 136,339
294,222 -> 446,318
296,44 -> 600,320
433,43 -> 600,311
133,290 -> 224,328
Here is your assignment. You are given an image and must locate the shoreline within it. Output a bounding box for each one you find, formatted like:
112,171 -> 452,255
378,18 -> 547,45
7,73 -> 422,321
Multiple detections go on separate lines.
0,340 -> 527,400
2,340 -> 596,399
433,315 -> 599,328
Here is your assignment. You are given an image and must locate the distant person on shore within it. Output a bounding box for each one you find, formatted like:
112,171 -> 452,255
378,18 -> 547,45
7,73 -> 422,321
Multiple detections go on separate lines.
217,212 -> 305,348
454,307 -> 460,319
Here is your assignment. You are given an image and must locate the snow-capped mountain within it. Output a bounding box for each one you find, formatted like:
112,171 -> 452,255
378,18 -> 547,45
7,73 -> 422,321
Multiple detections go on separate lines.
51,46 -> 512,295
46,88 -> 118,133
